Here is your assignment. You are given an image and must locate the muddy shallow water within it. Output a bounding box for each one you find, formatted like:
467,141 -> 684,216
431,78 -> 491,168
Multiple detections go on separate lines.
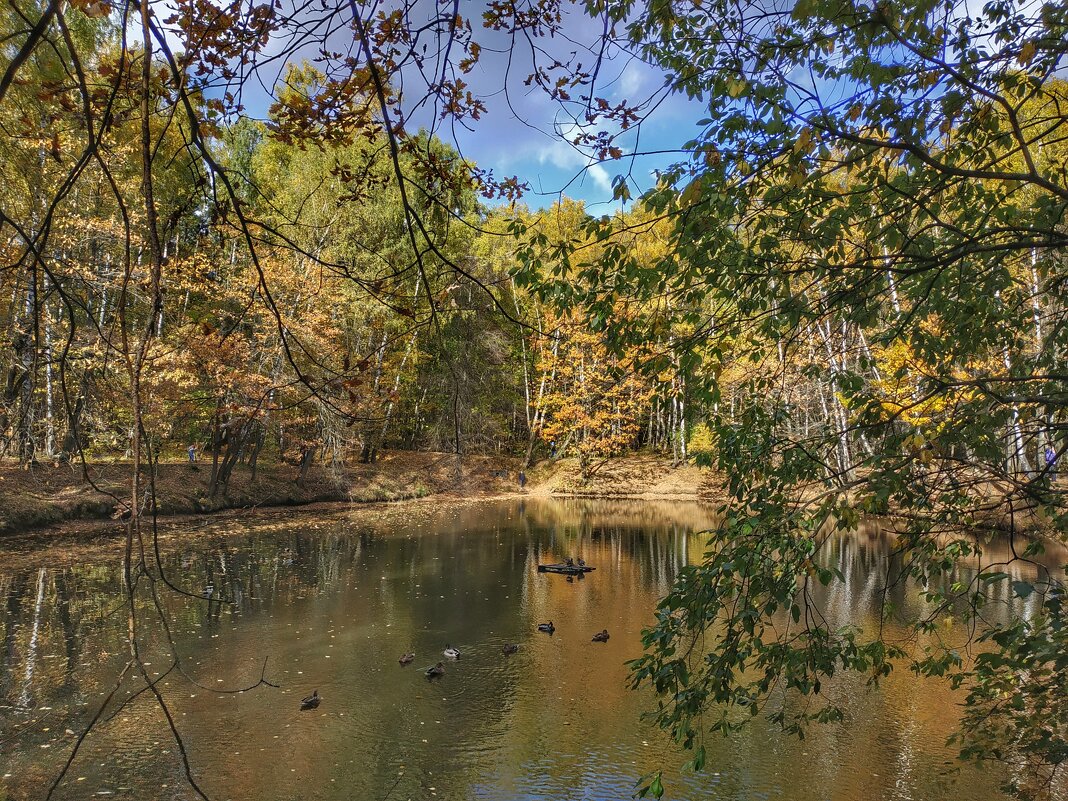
0,497 -> 1056,800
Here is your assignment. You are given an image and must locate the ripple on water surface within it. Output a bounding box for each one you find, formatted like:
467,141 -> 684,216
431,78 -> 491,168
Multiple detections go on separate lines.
0,498 -> 1051,801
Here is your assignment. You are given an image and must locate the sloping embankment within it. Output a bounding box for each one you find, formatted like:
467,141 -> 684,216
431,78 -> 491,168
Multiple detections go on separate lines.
0,452 -> 519,535
527,455 -> 723,501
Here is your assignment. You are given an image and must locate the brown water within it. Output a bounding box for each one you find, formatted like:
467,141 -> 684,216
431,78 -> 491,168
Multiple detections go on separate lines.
0,498 -> 1058,801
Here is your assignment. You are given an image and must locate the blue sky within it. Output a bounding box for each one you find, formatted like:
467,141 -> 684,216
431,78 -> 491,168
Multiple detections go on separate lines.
397,9 -> 705,213
172,1 -> 707,213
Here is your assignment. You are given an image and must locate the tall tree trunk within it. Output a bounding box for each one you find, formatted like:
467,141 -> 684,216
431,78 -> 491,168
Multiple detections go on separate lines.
43,299 -> 55,457
677,373 -> 687,462
248,423 -> 265,483
360,329 -> 388,463
523,330 -> 559,467
378,329 -> 418,456
18,277 -> 36,465
207,398 -> 224,496
815,318 -> 854,482
297,444 -> 316,484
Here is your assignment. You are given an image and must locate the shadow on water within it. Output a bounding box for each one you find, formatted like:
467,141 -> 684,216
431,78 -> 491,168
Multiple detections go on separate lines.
0,498 -> 1059,800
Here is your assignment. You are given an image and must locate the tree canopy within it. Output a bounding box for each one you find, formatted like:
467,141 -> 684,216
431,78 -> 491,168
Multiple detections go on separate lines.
1,0 -> 1066,798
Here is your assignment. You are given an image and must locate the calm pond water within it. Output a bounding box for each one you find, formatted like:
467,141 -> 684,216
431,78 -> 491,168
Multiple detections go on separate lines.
0,498 -> 1060,801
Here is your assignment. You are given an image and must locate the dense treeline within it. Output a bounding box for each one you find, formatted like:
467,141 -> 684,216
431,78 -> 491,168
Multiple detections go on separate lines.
7,33 -> 1060,495
0,41 -> 697,488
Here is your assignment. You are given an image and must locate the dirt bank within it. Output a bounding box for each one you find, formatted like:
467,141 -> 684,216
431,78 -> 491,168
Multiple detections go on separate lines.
527,455 -> 723,501
0,451 -> 522,535
0,452 -> 726,537
1,451 -> 1055,540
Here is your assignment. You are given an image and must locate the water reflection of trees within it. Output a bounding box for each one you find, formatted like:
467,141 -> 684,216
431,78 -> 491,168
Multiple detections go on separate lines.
1,565 -> 129,709
0,501 -> 707,798
816,520 -> 1064,636
3,504 -> 1054,713
0,500 -> 1053,800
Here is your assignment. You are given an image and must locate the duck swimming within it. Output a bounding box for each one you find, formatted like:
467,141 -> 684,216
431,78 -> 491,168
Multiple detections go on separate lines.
443,645 -> 461,659
300,690 -> 321,710
592,629 -> 610,642
399,652 -> 415,665
502,643 -> 519,655
426,662 -> 446,678
537,621 -> 555,634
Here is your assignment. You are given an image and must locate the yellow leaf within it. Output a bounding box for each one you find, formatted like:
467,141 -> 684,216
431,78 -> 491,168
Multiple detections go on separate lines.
680,179 -> 702,207
77,0 -> 111,18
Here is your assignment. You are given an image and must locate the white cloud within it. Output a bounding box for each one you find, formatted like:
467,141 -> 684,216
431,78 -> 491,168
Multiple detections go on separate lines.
617,59 -> 645,98
587,163 -> 612,192
530,128 -> 613,193
536,140 -> 584,171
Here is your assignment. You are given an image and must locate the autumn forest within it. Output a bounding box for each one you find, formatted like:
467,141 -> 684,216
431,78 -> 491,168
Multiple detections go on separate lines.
2,0 -> 1068,799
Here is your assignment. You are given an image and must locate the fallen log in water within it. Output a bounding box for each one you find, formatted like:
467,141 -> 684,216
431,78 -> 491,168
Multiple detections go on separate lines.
537,563 -> 595,575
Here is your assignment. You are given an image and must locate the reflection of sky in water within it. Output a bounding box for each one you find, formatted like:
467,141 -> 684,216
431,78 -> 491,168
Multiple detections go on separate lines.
1,498 -> 1059,801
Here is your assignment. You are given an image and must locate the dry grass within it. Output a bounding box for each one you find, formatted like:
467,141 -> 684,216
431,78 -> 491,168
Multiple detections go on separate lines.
528,454 -> 724,501
0,451 -> 521,535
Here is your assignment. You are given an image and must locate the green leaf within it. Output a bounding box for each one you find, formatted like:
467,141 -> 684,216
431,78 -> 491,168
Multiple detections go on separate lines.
650,774 -> 664,799
1011,581 -> 1034,599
